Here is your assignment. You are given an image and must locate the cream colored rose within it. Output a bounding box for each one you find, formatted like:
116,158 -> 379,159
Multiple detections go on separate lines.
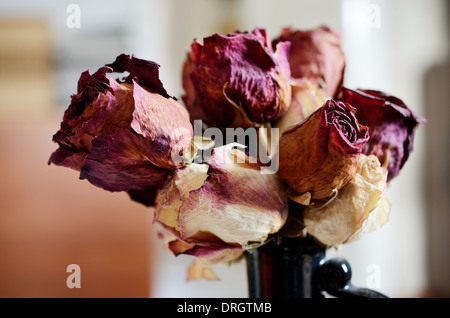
303,154 -> 391,246
154,144 -> 288,279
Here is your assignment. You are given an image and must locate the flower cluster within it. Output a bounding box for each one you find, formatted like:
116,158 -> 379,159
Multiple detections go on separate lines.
49,26 -> 424,280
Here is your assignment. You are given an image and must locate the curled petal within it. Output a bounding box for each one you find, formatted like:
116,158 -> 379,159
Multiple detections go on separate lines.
49,73 -> 135,170
168,241 -> 243,281
339,88 -> 425,181
106,53 -> 171,98
50,54 -> 172,170
187,260 -> 220,281
130,79 -> 193,169
48,146 -> 88,171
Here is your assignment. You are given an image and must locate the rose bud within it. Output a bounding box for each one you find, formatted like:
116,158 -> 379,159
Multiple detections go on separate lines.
303,154 -> 391,246
339,88 -> 426,181
273,78 -> 328,134
48,54 -> 194,206
277,99 -> 369,200
154,144 -> 288,278
273,26 -> 345,99
182,28 -> 292,128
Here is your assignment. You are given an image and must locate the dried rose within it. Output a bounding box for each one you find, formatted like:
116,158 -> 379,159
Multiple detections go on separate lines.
154,144 -> 288,278
273,78 -> 328,134
339,88 -> 426,181
48,54 -> 193,206
182,28 -> 292,128
277,99 -> 369,199
303,154 -> 391,246
273,26 -> 345,98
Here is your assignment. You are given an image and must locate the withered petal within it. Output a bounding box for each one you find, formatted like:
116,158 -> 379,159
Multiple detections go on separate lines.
182,28 -> 291,128
278,100 -> 369,199
166,240 -> 243,281
273,26 -> 345,98
175,146 -> 287,246
154,145 -> 288,249
339,87 -> 425,181
106,53 -> 171,98
273,79 -> 328,134
130,79 -> 193,169
79,128 -> 172,206
47,146 -> 87,171
303,154 -> 390,246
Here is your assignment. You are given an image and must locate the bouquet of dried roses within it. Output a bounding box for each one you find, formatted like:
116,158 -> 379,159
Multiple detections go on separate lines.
49,26 -> 424,282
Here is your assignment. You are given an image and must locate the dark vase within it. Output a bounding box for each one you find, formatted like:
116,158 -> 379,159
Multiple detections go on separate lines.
246,236 -> 389,298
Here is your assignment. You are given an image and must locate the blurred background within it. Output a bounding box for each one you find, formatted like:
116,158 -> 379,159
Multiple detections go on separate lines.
0,0 -> 448,297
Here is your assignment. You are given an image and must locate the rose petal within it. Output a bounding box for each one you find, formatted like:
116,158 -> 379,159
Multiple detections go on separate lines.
49,70 -> 134,170
176,145 -> 288,246
154,145 -> 288,253
182,28 -> 291,127
273,26 -> 345,98
169,242 -> 242,281
130,79 -> 193,168
106,53 -> 171,98
303,154 -> 390,246
303,177 -> 370,246
339,88 -> 425,181
347,195 -> 391,243
186,260 -> 220,281
80,128 -> 172,206
154,163 -> 209,232
273,79 -> 328,134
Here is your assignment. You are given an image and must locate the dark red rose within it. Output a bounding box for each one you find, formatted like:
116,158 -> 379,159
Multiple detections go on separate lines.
339,88 -> 426,181
182,28 -> 291,128
49,54 -> 193,206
